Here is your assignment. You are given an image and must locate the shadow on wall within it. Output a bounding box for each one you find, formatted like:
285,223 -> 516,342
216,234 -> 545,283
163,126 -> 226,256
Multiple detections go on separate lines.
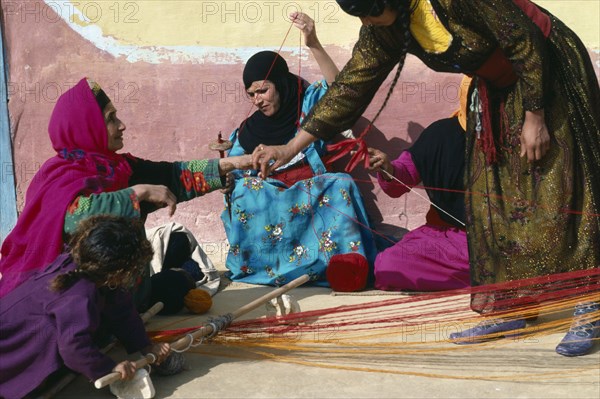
330,116 -> 423,241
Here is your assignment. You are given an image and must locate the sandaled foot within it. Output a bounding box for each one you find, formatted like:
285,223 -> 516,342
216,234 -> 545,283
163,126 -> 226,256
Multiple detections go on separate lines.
555,302 -> 600,357
449,319 -> 526,345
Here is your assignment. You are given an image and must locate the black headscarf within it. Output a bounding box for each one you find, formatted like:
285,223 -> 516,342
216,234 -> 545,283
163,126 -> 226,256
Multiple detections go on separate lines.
238,51 -> 306,153
336,0 -> 387,17
407,117 -> 466,227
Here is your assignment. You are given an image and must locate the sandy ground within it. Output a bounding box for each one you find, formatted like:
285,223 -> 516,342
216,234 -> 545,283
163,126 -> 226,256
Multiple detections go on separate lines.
55,251 -> 600,399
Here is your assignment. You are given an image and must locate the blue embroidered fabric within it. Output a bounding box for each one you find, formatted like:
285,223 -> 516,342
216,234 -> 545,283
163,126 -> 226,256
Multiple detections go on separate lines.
222,80 -> 377,286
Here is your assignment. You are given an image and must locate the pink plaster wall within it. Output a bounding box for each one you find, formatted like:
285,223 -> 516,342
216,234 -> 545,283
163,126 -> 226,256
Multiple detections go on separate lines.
3,1 -> 598,254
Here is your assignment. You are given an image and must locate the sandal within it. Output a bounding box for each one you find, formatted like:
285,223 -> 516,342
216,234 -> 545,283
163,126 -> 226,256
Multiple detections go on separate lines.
555,302 -> 600,357
449,319 -> 526,345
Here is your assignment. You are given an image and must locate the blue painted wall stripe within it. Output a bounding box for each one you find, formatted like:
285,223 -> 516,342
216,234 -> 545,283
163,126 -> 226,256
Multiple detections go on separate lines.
0,19 -> 17,244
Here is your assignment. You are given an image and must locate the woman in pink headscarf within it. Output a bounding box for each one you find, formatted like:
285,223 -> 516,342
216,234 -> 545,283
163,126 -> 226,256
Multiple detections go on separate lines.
0,78 -> 251,302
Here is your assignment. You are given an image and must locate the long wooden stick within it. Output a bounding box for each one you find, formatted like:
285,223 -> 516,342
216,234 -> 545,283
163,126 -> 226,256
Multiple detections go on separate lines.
95,274 -> 310,388
37,302 -> 164,399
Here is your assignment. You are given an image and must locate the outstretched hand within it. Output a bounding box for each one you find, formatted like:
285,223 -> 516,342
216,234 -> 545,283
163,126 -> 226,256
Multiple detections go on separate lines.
252,144 -> 295,178
366,147 -> 393,175
290,11 -> 338,84
131,184 -> 177,216
290,12 -> 319,48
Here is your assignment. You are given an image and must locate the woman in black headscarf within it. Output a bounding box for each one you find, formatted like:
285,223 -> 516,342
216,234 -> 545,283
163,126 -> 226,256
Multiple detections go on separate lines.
222,13 -> 379,290
238,50 -> 305,154
229,12 -> 338,162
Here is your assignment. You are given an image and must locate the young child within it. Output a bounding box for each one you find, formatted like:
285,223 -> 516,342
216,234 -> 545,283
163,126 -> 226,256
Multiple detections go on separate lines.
0,215 -> 170,399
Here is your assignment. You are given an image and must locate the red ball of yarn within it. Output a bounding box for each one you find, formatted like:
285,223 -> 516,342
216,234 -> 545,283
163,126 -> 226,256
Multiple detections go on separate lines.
326,253 -> 369,292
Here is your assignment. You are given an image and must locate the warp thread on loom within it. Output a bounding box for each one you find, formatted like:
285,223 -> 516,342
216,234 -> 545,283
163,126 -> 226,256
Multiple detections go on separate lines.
148,269 -> 599,381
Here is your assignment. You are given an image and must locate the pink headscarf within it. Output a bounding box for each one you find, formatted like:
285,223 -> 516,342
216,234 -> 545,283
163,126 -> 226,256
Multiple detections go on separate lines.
0,78 -> 133,298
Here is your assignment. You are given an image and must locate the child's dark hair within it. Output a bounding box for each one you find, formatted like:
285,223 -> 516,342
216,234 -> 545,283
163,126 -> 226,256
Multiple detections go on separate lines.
51,215 -> 153,292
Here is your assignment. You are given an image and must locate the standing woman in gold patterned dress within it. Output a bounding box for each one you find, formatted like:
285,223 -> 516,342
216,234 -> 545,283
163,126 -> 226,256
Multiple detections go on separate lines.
251,0 -> 600,356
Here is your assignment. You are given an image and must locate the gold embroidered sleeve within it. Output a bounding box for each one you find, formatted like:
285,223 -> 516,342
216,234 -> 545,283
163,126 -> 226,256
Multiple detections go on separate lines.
301,25 -> 403,141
